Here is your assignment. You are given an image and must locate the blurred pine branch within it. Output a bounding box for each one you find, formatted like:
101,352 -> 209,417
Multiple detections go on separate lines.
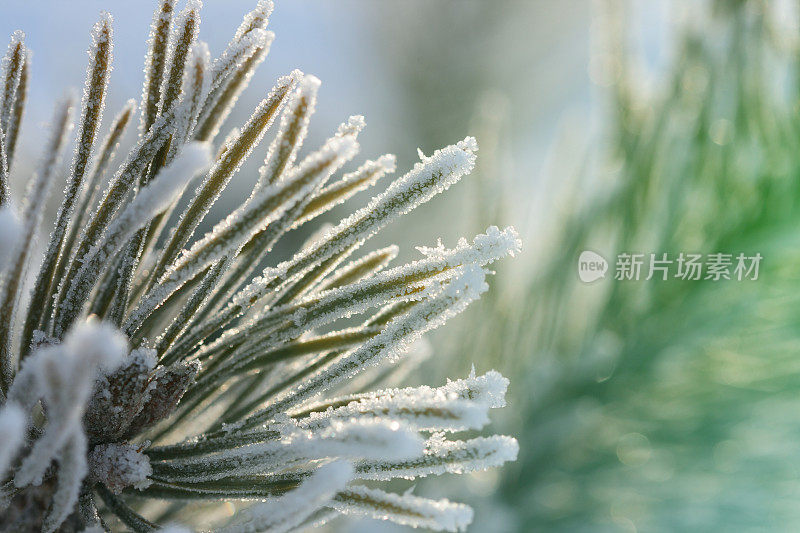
438,1 -> 800,530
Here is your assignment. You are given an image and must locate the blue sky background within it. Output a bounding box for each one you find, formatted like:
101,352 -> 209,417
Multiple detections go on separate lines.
0,0 -> 671,274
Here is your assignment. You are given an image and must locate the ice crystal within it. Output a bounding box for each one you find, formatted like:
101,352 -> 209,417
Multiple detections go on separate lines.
88,443 -> 152,495
0,2 -> 518,531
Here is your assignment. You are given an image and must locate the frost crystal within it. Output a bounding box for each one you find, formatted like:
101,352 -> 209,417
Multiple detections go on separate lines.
332,486 -> 474,532
0,402 -> 25,476
297,370 -> 509,434
219,461 -> 351,533
88,443 -> 152,494
0,3 -> 519,531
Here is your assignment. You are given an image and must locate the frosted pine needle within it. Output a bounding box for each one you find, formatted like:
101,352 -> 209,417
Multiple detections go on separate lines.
0,2 -> 519,532
218,461 -> 352,533
331,486 -> 474,532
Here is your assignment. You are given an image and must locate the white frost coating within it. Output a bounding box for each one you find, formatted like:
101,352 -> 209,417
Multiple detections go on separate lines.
11,320 -> 127,490
33,12 -> 111,350
297,370 -> 508,433
416,225 -> 522,263
0,30 -> 26,133
176,143 -> 480,358
89,11 -> 114,42
58,143 -> 211,334
195,23 -> 274,142
88,443 -> 152,494
53,95 -> 181,338
189,40 -> 210,84
216,126 -> 241,157
140,0 -> 175,132
219,461 -> 351,533
6,320 -> 126,532
200,28 -> 273,143
158,526 -> 194,533
440,368 -> 509,408
297,154 -> 397,226
0,3 -> 522,531
0,206 -> 20,270
204,111 -> 364,316
315,419 -> 425,460
301,393 -> 486,434
232,28 -> 271,67
156,419 -> 422,483
4,29 -> 23,47
110,142 -> 211,234
201,258 -> 441,369
242,265 -> 489,428
192,0 -> 273,136
0,98 -> 71,364
57,319 -> 129,371
42,431 -> 86,533
157,0 -> 201,117
314,244 -> 399,293
158,526 -> 193,533
170,41 -> 210,151
233,0 -> 274,42
336,114 -> 365,138
355,434 -> 519,481
256,72 -> 319,188
375,153 -> 397,173
332,486 -> 474,532
186,131 -> 354,261
184,227 -> 515,384
233,139 -> 479,308
213,227 -> 517,362
129,135 -> 356,334
82,11 -> 113,127
0,402 -> 25,477
84,347 -> 156,441
302,222 -> 334,250
187,41 -> 210,102
149,71 -> 296,290
207,28 -> 272,104
80,97 -> 179,235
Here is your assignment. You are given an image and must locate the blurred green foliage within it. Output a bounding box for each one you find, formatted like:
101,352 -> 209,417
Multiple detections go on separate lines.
438,1 -> 800,530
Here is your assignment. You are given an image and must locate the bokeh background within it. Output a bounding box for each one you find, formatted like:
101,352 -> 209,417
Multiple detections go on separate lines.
7,0 -> 800,531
